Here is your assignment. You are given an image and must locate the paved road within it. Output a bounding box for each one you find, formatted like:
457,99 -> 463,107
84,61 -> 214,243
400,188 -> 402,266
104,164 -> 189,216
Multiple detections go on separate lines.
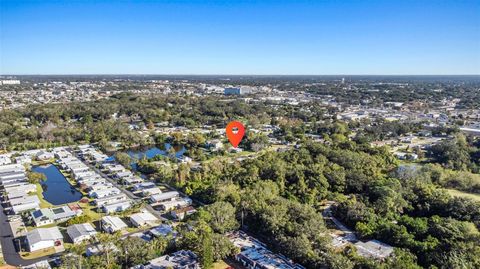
0,205 -> 59,267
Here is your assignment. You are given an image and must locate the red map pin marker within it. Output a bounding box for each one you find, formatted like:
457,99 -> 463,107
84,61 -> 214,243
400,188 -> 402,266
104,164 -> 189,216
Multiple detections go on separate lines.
226,121 -> 245,148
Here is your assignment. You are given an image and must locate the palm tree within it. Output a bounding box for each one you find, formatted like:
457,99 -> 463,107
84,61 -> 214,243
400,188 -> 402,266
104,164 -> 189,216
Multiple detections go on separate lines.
64,242 -> 86,269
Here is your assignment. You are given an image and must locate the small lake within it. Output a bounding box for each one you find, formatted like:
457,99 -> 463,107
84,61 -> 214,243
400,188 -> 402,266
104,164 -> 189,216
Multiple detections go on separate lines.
124,143 -> 186,171
126,143 -> 186,160
32,165 -> 82,205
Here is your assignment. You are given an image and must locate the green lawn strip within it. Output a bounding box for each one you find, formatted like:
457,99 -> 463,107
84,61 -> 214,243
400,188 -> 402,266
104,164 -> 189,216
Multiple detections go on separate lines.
446,189 -> 480,202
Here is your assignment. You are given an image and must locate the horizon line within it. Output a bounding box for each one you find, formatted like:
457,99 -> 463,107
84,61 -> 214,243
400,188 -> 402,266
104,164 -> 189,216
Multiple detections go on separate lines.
2,73 -> 480,77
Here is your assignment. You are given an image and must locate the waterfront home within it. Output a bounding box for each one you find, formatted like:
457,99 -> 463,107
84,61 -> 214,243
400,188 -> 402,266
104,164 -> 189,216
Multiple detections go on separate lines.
36,151 -> 55,161
30,206 -> 81,226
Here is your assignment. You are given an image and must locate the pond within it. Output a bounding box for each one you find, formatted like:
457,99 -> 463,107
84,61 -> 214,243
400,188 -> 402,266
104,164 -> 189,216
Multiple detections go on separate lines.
32,164 -> 82,205
124,143 -> 186,172
126,143 -> 186,160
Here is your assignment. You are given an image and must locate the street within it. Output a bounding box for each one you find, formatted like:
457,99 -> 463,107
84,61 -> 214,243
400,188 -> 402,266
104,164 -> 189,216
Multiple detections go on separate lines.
0,205 -> 59,267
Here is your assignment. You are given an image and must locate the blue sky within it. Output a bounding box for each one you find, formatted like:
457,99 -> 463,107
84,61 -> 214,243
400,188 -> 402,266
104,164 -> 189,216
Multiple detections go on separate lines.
1,0 -> 479,75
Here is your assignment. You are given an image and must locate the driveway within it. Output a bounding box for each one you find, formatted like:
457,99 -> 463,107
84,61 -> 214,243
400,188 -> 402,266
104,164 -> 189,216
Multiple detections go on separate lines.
0,206 -> 59,267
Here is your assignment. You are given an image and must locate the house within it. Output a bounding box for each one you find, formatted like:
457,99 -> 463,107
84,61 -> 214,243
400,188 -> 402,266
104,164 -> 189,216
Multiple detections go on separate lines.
94,193 -> 128,206
90,187 -> 121,198
149,191 -> 179,203
170,206 -> 196,220
15,155 -> 32,165
0,163 -> 24,175
106,165 -> 125,174
229,231 -> 305,269
22,260 -> 52,269
26,227 -> 63,252
86,243 -> 119,257
394,152 -> 418,160
354,240 -> 394,260
142,187 -> 162,197
102,200 -> 132,213
0,154 -> 12,165
123,176 -> 144,185
0,172 -> 26,185
206,139 -> 223,151
132,182 -> 156,191
148,224 -> 175,238
114,171 -> 133,179
67,223 -> 97,243
158,198 -> 192,211
178,156 -> 192,163
130,212 -> 158,227
9,195 -> 40,206
4,183 -> 37,194
36,151 -> 55,161
131,250 -> 199,269
101,216 -> 128,233
30,206 -> 81,226
11,201 -> 40,214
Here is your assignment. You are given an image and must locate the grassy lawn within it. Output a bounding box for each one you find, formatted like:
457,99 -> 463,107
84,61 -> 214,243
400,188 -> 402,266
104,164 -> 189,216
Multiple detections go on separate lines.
25,222 -> 58,231
446,189 -> 480,202
20,247 -> 56,259
79,202 -> 103,221
213,259 -> 244,269
30,159 -> 55,166
34,182 -> 54,208
213,260 -> 230,269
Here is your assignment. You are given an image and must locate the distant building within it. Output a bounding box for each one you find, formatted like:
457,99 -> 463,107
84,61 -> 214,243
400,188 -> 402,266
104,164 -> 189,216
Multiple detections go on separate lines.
0,80 -> 20,85
224,87 -> 251,95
